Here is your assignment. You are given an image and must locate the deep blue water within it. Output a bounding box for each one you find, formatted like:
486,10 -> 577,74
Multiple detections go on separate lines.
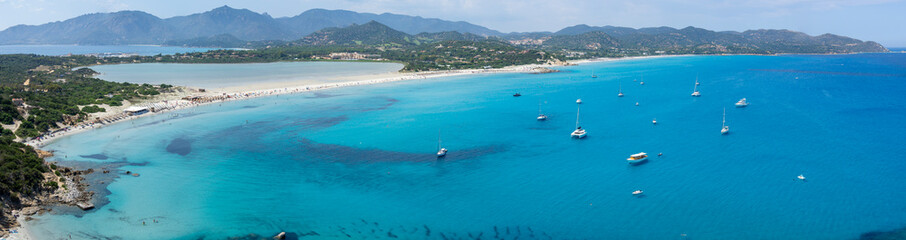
0,45 -> 223,56
29,54 -> 906,239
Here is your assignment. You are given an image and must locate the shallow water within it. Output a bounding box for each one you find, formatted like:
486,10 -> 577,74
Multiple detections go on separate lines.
89,61 -> 405,89
30,54 -> 906,239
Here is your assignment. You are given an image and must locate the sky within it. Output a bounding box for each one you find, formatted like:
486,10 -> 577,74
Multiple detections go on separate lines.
0,0 -> 904,47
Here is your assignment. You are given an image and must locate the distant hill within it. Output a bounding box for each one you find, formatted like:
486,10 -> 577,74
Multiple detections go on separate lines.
299,21 -> 416,46
163,34 -> 249,48
164,6 -> 292,41
277,9 -> 502,37
0,11 -> 174,45
538,24 -> 888,54
0,6 -> 501,45
296,21 -> 500,47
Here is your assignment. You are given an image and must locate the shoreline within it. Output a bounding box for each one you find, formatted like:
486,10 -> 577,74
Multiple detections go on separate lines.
24,62 -> 569,148
26,54 -> 692,148
8,54 -> 684,240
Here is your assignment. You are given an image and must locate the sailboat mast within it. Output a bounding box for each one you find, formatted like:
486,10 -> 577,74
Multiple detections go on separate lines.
722,108 -> 726,127
694,76 -> 698,92
437,130 -> 442,150
576,104 -> 581,129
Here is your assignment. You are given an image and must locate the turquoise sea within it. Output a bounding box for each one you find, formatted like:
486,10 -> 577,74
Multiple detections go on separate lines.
29,54 -> 906,239
0,45 -> 222,56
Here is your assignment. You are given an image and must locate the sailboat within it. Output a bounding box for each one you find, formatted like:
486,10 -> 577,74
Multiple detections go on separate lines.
591,70 -> 598,78
652,118 -> 657,124
640,74 -> 645,85
618,81 -> 624,97
571,103 -> 587,138
691,77 -> 701,97
436,131 -> 447,157
721,108 -> 729,135
537,101 -> 547,120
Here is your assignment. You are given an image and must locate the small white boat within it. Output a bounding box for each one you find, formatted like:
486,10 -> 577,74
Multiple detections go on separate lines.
640,81 -> 645,85
571,104 -> 587,138
652,118 -> 657,124
632,190 -> 644,195
797,174 -> 805,180
721,108 -> 729,135
618,81 -> 624,97
735,98 -> 748,107
635,102 -> 639,106
576,99 -> 583,104
627,152 -> 649,164
571,127 -> 587,138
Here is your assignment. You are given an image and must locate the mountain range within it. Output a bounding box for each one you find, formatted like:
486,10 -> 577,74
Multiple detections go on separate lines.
0,6 -> 500,45
0,6 -> 888,54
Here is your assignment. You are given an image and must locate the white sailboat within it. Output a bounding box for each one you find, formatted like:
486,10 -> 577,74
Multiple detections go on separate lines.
537,101 -> 547,120
571,103 -> 587,138
721,108 -> 729,135
652,118 -> 657,124
618,81 -> 624,97
640,74 -> 645,85
576,98 -> 583,104
691,77 -> 701,97
591,70 -> 598,78
436,131 -> 447,157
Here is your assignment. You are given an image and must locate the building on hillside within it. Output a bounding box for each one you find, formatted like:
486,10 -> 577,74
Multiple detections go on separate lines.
11,98 -> 24,106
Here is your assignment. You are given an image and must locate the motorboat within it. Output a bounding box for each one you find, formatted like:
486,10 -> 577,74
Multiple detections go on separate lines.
627,152 -> 649,164
735,98 -> 748,107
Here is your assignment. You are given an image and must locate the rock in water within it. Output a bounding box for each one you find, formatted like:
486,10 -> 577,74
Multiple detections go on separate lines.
77,202 -> 94,210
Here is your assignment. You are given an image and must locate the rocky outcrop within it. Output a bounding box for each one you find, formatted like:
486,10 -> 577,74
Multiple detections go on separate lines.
0,163 -> 95,235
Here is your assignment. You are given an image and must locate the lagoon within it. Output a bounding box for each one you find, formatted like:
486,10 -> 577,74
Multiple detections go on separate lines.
29,54 -> 906,239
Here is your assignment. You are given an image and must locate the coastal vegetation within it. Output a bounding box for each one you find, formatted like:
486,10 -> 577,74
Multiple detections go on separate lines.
0,130 -> 49,222
0,55 -> 166,139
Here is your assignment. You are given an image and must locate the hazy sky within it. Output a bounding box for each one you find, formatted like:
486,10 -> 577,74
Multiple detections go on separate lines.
1,0 -> 904,46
